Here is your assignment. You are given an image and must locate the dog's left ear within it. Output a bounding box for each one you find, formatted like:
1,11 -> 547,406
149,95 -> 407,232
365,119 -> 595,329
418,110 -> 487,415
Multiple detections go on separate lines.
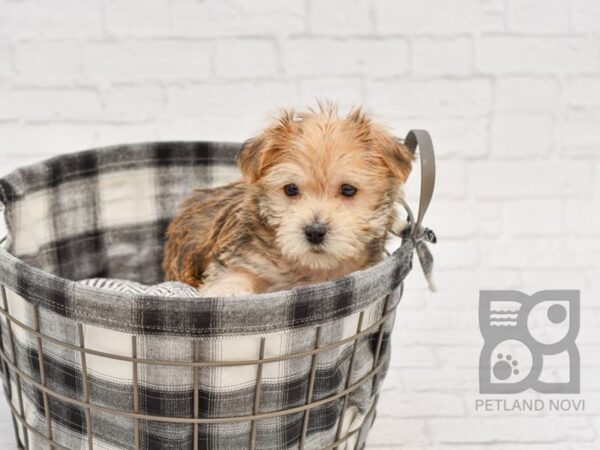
373,128 -> 414,183
347,108 -> 414,183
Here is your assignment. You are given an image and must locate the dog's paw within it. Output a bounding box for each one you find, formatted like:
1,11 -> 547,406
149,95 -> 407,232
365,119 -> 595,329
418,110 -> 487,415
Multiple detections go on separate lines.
197,282 -> 253,298
390,216 -> 409,235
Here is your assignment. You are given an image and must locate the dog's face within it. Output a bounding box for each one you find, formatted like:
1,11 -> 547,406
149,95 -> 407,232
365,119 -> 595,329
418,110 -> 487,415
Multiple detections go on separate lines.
237,105 -> 413,272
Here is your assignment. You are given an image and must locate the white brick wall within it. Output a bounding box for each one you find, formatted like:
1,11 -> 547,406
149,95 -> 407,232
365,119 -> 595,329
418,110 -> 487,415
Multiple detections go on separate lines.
0,0 -> 599,448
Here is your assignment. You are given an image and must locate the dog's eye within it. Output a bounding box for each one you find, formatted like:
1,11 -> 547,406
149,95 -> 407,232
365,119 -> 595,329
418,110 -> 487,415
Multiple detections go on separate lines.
340,184 -> 357,197
283,183 -> 299,196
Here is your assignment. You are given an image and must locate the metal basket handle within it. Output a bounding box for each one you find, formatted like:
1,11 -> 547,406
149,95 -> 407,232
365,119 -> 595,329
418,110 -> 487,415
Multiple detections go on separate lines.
403,129 -> 436,239
397,129 -> 437,291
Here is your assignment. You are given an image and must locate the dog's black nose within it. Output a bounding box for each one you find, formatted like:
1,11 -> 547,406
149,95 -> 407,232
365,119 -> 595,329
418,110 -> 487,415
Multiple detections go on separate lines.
304,223 -> 327,245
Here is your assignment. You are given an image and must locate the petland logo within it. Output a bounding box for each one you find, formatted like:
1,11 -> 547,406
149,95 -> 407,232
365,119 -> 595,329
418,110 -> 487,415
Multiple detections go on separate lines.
475,290 -> 584,413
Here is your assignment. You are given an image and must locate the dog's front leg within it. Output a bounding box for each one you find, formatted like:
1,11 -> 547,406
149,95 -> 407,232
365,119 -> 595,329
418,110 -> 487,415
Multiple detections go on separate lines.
197,269 -> 260,297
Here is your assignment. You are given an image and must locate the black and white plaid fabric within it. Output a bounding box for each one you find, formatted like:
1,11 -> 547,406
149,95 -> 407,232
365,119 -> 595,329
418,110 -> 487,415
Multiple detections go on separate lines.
0,141 -> 425,450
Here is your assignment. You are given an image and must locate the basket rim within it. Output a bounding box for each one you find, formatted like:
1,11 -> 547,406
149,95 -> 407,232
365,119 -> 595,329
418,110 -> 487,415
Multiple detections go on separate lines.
0,140 -> 415,336
0,238 -> 412,336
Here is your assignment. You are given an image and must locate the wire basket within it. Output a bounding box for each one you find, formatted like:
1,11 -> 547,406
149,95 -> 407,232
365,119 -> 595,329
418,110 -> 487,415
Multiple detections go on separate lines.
0,131 -> 435,450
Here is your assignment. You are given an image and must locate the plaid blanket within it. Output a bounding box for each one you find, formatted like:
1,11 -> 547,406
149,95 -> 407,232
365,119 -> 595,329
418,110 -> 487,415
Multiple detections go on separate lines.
0,141 -> 420,449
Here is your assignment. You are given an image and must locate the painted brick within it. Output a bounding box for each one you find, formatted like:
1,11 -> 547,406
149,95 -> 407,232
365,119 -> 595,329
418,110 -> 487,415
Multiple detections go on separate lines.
496,77 -> 560,112
434,346 -> 482,369
13,42 -> 81,84
215,39 -> 279,79
0,43 -> 12,81
507,0 -> 570,33
94,124 -> 160,148
283,38 -> 409,76
82,42 -> 212,82
490,113 -> 555,159
0,122 -> 97,156
377,392 -> 465,417
430,418 -> 595,444
395,327 -> 478,346
431,161 -> 467,199
376,0 -> 504,34
105,0 -> 171,37
565,199 -> 600,235
482,238 -> 569,269
156,116 -> 257,143
401,368 -> 478,392
431,240 -> 480,269
412,37 -> 472,76
388,345 -> 437,368
424,118 -> 490,159
426,200 -> 501,238
367,418 -> 430,446
572,0 -> 600,32
558,113 -> 600,156
520,270 -> 590,291
165,82 -> 294,119
367,79 -> 492,118
0,0 -> 104,39
469,161 -> 593,198
565,76 -> 600,109
102,85 -> 164,122
298,77 -> 364,110
0,88 -> 102,122
394,309 -> 474,331
568,238 -> 600,268
432,271 -> 523,298
476,36 -> 599,74
503,199 -> 565,236
308,0 -> 372,35
171,0 -> 306,37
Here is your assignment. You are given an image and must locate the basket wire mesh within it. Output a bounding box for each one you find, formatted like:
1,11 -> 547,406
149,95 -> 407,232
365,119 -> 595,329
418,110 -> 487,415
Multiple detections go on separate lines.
0,284 -> 396,450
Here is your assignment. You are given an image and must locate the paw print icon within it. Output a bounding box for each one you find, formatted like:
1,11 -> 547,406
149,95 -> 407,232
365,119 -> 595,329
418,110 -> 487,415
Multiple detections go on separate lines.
479,290 -> 580,394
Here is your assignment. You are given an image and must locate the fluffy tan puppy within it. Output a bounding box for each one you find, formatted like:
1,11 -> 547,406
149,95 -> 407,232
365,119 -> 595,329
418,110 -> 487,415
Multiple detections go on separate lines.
162,103 -> 413,296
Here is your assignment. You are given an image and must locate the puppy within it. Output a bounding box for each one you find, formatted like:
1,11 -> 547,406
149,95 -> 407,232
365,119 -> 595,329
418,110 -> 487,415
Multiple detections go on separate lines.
162,103 -> 413,296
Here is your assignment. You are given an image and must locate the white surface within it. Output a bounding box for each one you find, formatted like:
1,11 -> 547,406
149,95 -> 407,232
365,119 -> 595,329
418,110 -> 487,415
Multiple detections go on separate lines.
0,0 -> 599,448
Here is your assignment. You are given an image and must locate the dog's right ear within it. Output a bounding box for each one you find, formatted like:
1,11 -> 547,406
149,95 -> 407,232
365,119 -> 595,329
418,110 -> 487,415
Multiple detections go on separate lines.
237,135 -> 265,183
237,109 -> 300,183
